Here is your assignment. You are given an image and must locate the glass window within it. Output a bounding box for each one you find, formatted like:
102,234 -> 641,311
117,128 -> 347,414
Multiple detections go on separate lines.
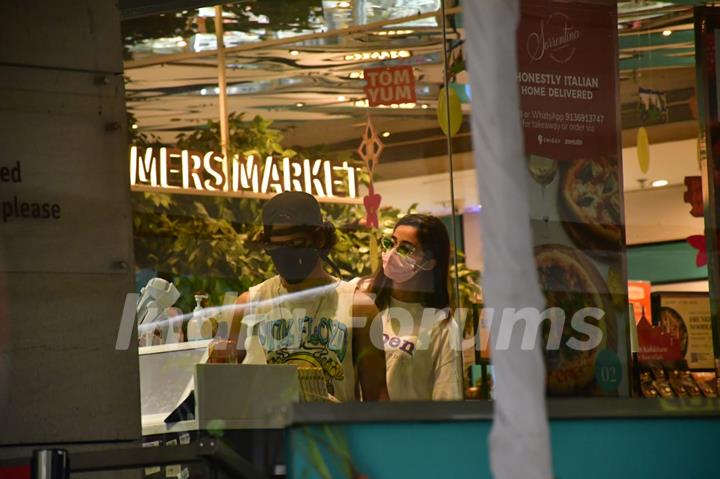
125,0 -> 719,413
125,1 -> 477,410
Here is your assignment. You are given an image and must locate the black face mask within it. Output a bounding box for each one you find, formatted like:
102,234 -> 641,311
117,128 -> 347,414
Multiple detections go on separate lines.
269,246 -> 320,284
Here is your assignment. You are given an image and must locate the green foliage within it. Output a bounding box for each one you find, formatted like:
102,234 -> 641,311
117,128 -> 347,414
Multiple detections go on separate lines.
131,114 -> 480,313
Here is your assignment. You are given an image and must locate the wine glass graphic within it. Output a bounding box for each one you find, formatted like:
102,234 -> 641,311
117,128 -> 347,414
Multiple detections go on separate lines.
528,154 -> 558,227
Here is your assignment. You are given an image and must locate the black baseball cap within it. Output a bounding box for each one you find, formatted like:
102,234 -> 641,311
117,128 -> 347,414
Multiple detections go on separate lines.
262,191 -> 323,231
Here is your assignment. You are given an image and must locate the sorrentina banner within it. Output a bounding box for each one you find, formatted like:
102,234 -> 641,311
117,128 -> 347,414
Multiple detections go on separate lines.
517,0 -> 629,396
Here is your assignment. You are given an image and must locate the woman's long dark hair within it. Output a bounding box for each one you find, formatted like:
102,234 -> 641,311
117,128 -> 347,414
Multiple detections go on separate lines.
367,214 -> 451,311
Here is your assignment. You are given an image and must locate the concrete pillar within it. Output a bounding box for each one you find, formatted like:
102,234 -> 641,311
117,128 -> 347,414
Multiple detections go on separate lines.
0,0 -> 140,460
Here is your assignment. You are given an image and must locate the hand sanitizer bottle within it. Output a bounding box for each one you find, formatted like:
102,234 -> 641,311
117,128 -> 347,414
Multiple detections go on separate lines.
187,293 -> 210,341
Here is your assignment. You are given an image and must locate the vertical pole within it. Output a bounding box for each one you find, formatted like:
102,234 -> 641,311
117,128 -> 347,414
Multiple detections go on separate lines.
214,5 -> 230,191
694,7 -> 720,387
353,0 -> 366,29
31,449 -> 69,479
440,0 -> 462,319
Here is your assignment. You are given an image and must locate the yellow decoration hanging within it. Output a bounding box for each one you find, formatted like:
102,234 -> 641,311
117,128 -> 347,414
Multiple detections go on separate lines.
637,126 -> 650,174
369,234 -> 379,273
697,132 -> 706,170
437,86 -> 462,137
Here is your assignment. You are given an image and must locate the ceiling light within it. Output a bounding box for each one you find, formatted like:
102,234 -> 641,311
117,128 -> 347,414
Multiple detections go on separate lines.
131,124 -> 138,130
337,1 -> 351,7
372,29 -> 414,36
289,50 -> 300,56
200,88 -> 207,95
337,95 -> 347,102
344,50 -> 411,62
295,102 -> 305,107
662,30 -> 672,37
651,179 -> 669,187
421,104 -> 429,109
382,131 -> 390,138
176,40 -> 187,47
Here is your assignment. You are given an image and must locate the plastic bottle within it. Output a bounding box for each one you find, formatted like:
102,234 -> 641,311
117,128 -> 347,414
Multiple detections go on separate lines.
187,293 -> 213,341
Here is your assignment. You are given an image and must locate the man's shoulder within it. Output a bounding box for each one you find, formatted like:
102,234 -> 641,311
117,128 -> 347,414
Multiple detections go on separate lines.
248,275 -> 281,296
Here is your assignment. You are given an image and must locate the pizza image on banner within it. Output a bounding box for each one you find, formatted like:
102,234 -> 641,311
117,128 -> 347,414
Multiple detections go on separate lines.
560,157 -> 623,254
535,244 -> 615,396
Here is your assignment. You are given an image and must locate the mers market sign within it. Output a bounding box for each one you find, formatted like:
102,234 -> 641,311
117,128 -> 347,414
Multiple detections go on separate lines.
129,146 -> 359,203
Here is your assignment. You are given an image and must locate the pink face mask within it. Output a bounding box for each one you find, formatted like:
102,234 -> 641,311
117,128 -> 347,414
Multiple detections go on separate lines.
382,251 -> 419,284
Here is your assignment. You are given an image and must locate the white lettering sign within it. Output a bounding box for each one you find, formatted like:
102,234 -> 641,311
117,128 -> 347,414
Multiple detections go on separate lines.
129,146 -> 358,200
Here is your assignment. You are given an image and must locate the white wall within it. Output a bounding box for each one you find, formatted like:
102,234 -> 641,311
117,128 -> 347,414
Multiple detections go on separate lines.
622,138 -> 700,191
623,185 -> 704,245
375,168 -> 480,215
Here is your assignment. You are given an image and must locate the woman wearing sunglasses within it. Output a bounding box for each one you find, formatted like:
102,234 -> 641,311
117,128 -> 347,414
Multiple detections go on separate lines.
363,214 -> 463,400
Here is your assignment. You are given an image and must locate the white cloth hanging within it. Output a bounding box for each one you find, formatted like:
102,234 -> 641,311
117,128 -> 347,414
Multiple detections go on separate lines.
463,1 -> 554,477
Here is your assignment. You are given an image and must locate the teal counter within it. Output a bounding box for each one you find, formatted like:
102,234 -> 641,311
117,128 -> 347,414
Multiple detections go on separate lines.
287,399 -> 720,478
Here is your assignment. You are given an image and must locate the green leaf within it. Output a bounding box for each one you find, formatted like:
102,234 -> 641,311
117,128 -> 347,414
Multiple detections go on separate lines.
304,431 -> 333,479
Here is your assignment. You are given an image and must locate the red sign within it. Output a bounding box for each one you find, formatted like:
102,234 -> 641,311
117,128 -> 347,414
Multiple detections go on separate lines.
637,316 -> 682,362
683,176 -> 703,217
517,1 -> 618,161
363,66 -> 416,107
628,280 -> 652,324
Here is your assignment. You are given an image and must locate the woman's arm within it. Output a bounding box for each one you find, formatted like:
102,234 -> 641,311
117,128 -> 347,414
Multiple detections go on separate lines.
352,289 -> 389,400
431,318 -> 464,400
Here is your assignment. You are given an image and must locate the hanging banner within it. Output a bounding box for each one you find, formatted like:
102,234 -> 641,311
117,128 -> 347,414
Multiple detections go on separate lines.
363,65 -> 416,107
518,0 -> 628,397
518,2 -> 618,161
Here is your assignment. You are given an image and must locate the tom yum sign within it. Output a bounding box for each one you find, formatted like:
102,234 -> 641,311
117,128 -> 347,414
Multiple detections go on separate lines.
130,146 -> 359,202
363,65 -> 416,107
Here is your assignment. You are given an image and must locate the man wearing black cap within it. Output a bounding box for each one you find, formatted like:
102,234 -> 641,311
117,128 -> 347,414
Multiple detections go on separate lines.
212,191 -> 388,401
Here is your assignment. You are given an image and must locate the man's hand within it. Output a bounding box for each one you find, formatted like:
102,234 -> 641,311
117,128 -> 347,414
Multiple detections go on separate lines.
207,291 -> 251,364
207,338 -> 243,364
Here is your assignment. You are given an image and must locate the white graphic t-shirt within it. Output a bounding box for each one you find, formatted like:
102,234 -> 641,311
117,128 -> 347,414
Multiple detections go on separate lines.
383,297 -> 463,401
241,276 -> 357,401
